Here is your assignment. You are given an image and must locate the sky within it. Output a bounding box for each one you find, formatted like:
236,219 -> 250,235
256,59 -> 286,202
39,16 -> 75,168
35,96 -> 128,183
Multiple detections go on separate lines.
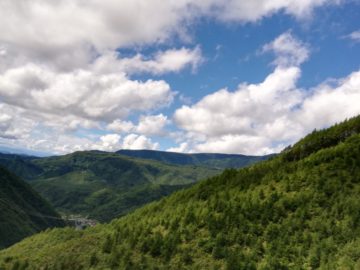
0,0 -> 359,156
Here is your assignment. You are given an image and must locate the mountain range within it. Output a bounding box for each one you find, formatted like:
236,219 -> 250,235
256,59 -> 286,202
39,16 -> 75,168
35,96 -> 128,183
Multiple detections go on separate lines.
0,150 -> 268,222
1,116 -> 359,269
117,149 -> 271,168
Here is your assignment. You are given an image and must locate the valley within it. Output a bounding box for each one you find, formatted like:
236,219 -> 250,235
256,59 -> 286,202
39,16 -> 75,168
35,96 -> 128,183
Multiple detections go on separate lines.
1,116 -> 359,269
0,150 -> 268,222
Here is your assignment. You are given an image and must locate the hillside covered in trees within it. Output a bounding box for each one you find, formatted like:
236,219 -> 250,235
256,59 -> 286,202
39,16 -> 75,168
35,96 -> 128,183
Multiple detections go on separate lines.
1,116 -> 360,269
117,150 -> 271,169
0,166 -> 64,249
0,151 -> 221,222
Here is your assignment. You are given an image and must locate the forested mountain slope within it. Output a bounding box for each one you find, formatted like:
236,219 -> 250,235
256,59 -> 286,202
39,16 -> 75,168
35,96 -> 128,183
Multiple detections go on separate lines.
0,151 -> 219,222
0,166 -> 64,249
0,153 -> 41,181
117,149 -> 271,168
1,116 -> 360,269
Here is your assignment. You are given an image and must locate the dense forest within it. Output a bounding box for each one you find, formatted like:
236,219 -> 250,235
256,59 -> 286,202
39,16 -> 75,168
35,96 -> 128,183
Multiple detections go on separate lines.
117,150 -> 271,168
1,116 -> 359,269
0,151 -> 220,222
0,166 -> 64,249
0,151 -> 268,222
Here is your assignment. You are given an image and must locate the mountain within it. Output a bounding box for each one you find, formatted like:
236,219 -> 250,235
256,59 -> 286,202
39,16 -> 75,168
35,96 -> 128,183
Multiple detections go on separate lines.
117,149 -> 271,168
0,153 -> 42,180
0,165 -> 64,249
0,151 -> 220,222
1,116 -> 359,269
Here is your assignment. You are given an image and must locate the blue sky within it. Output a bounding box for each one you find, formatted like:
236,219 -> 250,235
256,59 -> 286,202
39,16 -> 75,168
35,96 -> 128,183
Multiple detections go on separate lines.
0,0 -> 359,156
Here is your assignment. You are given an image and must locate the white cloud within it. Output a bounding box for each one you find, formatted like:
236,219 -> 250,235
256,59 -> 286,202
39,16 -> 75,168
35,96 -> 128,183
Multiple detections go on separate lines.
0,0 -> 337,71
107,47 -> 202,75
175,66 -> 303,138
107,120 -> 135,134
0,104 -> 36,140
167,142 -> 190,153
92,47 -> 203,76
0,64 -> 173,122
135,114 -> 169,136
99,134 -> 121,151
297,70 -> 360,129
210,0 -> 331,22
192,135 -> 285,155
173,66 -> 303,154
0,113 -> 12,133
0,1 -> 344,154
122,134 -> 159,150
0,59 -> 173,153
344,30 -> 360,42
262,31 -> 310,67
173,33 -> 360,155
174,70 -> 360,154
107,114 -> 169,136
0,129 -> 159,154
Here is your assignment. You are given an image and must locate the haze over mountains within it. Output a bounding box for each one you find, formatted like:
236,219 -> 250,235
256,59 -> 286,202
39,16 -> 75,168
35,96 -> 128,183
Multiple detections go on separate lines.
1,115 -> 359,269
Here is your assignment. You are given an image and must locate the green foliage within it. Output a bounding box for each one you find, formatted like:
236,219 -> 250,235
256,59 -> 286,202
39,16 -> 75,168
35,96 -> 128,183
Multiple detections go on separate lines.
117,149 -> 271,169
282,115 -> 360,161
0,165 -> 64,249
0,151 -> 221,222
1,116 -> 360,269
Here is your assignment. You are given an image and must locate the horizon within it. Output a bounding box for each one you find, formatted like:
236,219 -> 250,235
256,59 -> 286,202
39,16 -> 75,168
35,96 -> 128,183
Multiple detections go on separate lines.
0,145 -> 275,158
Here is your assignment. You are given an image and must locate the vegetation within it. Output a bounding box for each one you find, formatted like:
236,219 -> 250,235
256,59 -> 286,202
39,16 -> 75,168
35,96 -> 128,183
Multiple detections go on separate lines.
0,151 -> 220,222
1,116 -> 360,269
117,149 -> 271,168
0,165 -> 64,249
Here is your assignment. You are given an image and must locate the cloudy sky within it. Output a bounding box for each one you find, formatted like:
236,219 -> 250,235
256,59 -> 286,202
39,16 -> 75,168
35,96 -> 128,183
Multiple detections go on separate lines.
0,0 -> 359,156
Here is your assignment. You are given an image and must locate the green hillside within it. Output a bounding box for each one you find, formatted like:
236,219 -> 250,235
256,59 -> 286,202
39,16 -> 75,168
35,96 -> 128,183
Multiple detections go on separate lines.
0,151 -> 219,222
0,153 -> 42,180
117,149 -> 271,168
0,165 -> 64,249
1,116 -> 360,269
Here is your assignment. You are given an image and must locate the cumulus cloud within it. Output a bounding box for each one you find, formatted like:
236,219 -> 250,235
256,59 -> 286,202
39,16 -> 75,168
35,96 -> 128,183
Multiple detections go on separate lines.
0,104 -> 36,140
107,120 -> 135,134
262,31 -> 310,67
297,71 -> 360,128
0,64 -> 173,122
122,134 -> 159,150
173,33 -> 360,155
0,58 -> 173,153
175,66 -> 302,138
107,114 -> 169,136
174,70 -> 360,154
0,130 -> 159,155
0,1 -> 343,154
0,1 -> 332,59
135,114 -> 169,136
99,134 -> 121,151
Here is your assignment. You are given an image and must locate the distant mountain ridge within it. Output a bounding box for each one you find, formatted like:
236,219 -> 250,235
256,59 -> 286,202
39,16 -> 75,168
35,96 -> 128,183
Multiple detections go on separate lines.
0,150 -> 270,222
0,165 -> 64,249
117,149 -> 272,168
0,151 -> 219,222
